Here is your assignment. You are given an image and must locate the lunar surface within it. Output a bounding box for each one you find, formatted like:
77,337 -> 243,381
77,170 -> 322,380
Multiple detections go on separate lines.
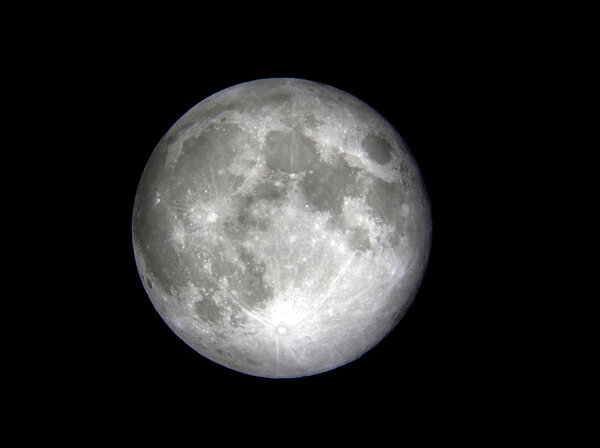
132,78 -> 431,378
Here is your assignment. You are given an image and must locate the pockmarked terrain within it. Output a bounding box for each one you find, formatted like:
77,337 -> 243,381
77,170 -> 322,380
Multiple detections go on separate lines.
132,78 -> 431,378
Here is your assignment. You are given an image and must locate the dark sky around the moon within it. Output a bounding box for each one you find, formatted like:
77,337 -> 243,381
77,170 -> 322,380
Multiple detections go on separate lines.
45,32 -> 510,426
114,67 -> 474,383
15,8 -> 562,438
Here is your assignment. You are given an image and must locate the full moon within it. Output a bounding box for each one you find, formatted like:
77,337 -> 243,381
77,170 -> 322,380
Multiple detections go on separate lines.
132,78 -> 431,378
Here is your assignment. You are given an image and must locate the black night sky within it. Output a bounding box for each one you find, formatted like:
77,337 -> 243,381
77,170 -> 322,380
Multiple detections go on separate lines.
91,53 -> 497,398
34,19 -> 524,435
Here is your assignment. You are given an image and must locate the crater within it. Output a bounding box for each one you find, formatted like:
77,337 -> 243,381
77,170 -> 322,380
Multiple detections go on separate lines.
264,128 -> 317,174
229,313 -> 247,328
199,101 -> 240,124
302,114 -> 322,130
361,134 -> 393,165
398,159 -> 416,190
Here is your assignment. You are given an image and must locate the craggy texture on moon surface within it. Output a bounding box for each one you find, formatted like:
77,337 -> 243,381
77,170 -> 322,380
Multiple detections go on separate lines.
132,78 -> 431,378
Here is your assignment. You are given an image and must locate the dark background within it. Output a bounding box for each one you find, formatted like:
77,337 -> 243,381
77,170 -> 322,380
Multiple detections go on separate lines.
30,17 -> 527,435
5,4 -> 577,441
86,55 -> 498,398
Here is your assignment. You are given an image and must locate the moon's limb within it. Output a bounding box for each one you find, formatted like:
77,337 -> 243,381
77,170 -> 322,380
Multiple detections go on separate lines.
132,78 -> 431,378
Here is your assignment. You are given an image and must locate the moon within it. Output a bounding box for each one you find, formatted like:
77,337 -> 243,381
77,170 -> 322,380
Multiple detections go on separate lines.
132,78 -> 431,378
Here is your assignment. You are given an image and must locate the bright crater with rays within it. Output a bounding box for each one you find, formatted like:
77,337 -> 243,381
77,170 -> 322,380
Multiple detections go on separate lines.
132,78 -> 431,378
